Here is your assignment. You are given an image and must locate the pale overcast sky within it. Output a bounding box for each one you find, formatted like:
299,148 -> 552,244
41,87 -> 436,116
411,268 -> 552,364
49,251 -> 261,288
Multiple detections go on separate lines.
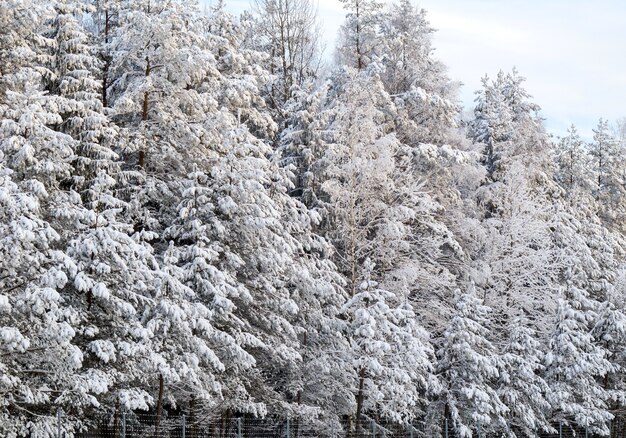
204,0 -> 626,139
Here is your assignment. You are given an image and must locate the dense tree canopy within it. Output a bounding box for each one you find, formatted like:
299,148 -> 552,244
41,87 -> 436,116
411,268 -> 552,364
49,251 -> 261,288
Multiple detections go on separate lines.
0,0 -> 625,437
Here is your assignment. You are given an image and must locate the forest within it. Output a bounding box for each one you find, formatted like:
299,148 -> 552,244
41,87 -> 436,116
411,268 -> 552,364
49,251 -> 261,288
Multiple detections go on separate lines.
1,0 -> 626,436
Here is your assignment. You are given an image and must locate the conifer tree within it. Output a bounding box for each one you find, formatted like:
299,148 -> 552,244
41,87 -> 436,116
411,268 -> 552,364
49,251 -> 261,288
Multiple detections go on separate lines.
52,0 -> 125,200
590,118 -> 626,230
378,0 -> 459,145
336,0 -> 382,70
341,260 -> 437,427
435,284 -> 507,437
545,272 -> 614,434
498,317 -> 553,436
554,125 -> 592,198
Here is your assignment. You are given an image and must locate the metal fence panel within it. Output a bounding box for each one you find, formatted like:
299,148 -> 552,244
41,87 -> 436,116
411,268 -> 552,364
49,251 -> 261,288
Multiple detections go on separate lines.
49,411 -> 626,438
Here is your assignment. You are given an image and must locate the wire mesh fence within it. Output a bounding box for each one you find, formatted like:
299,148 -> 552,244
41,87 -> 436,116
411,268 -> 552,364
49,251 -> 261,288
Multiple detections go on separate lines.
49,410 -> 626,438
64,412 -> 425,438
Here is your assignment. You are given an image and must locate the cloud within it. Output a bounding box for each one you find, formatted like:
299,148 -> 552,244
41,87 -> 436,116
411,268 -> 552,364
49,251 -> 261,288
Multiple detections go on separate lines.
419,0 -> 626,138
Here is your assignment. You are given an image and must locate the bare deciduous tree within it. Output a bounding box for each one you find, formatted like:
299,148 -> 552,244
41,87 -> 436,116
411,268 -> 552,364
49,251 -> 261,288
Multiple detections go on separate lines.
253,0 -> 324,112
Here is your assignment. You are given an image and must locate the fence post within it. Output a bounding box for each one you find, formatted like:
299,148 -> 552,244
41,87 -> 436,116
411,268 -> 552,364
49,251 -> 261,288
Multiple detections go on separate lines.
445,418 -> 449,438
409,423 -> 414,438
477,419 -> 481,438
286,418 -> 290,438
182,414 -> 186,438
57,408 -> 61,438
121,412 -> 126,438
585,426 -> 588,438
371,420 -> 376,438
237,417 -> 243,438
559,421 -> 563,438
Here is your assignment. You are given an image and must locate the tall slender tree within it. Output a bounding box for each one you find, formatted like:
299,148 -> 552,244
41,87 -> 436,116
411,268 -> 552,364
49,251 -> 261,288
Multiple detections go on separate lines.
336,0 -> 382,70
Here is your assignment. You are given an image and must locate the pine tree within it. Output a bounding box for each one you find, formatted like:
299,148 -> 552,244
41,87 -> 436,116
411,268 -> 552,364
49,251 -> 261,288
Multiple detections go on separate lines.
470,69 -> 547,183
249,0 -> 323,119
207,3 -> 277,141
203,124 -> 346,417
0,8 -> 100,429
545,272 -> 614,434
91,0 -> 124,109
593,295 -> 626,426
498,317 -> 553,436
554,125 -> 592,198
378,0 -> 459,145
341,259 -> 437,427
109,0 -> 212,175
65,171 -> 161,414
435,283 -> 507,437
0,158 -> 89,436
278,81 -> 333,206
469,73 -> 514,180
589,118 -> 626,229
52,0 -> 125,201
336,0 -> 382,70
281,69 -> 449,425
162,168 -> 257,410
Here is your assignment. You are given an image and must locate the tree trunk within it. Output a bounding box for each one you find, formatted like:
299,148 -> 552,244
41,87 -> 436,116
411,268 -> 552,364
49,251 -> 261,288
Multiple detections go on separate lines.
189,396 -> 196,438
355,1 -> 362,70
154,373 -> 164,438
102,10 -> 110,107
442,403 -> 450,438
113,398 -> 120,438
270,44 -> 277,111
349,169 -> 358,297
294,330 -> 307,438
139,57 -> 151,169
279,11 -> 289,102
294,391 -> 301,437
355,367 -> 366,435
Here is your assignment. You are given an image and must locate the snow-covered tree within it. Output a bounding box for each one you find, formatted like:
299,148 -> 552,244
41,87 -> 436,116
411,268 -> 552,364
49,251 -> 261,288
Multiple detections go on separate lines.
336,0 -> 382,70
470,69 -> 548,183
591,119 -> 619,193
435,283 -> 507,438
554,125 -> 592,198
250,0 -> 324,117
208,3 -> 277,140
278,81 -> 333,206
50,0 -> 128,207
0,158 -> 91,436
341,259 -> 437,427
469,68 -> 561,337
0,70 -> 74,192
320,70 -> 456,299
91,0 -> 124,108
377,0 -> 434,95
0,3 -> 121,433
65,171 -> 160,414
476,162 -> 559,332
590,118 -> 626,229
377,0 -> 459,145
545,272 -> 614,434
497,317 -> 553,437
161,168 -> 258,411
292,69 -> 453,426
593,294 -> 626,421
109,0 -> 211,173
